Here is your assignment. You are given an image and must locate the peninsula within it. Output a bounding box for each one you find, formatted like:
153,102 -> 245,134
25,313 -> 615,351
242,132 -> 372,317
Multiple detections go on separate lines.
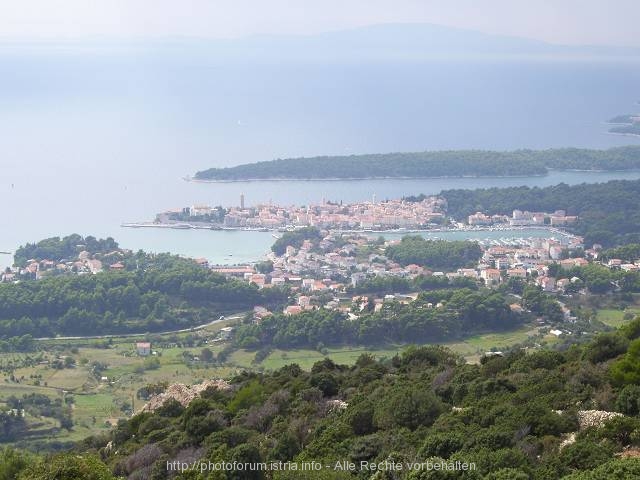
140,195 -> 577,235
125,177 -> 640,247
192,146 -> 640,181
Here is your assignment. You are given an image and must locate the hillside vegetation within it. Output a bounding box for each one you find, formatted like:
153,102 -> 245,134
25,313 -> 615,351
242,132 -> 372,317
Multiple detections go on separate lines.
6,320 -> 640,478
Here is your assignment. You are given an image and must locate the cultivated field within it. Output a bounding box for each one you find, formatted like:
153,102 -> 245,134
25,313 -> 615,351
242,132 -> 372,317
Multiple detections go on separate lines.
0,319 -> 564,447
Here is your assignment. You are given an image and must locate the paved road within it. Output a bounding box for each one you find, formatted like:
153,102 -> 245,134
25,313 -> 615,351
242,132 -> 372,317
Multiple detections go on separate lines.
35,313 -> 246,341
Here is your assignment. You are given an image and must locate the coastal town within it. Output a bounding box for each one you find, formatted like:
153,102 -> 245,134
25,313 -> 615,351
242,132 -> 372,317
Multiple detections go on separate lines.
3,197 -> 604,291
210,227 -> 589,317
126,194 -> 580,232
134,195 -> 447,231
13,200 -> 640,337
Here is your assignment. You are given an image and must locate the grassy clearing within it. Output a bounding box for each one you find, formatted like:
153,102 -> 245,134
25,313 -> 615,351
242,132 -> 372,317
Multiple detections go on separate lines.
44,367 -> 89,390
0,383 -> 58,399
73,394 -> 118,420
0,345 -> 236,444
229,326 -> 543,371
463,326 -> 540,351
0,320 -> 545,446
0,318 -> 248,446
596,308 -> 640,328
258,346 -> 403,371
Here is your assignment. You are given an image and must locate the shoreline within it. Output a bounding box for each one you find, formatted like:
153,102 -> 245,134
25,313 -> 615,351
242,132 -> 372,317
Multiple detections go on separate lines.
185,173 -> 549,183
121,222 -> 575,238
185,167 -> 640,183
606,131 -> 640,139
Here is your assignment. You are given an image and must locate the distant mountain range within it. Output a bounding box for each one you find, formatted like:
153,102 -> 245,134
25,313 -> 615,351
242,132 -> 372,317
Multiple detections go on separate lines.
225,23 -> 640,60
4,23 -> 640,60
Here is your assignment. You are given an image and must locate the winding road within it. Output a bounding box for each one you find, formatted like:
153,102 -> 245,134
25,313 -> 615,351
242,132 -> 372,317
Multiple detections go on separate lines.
35,313 -> 246,341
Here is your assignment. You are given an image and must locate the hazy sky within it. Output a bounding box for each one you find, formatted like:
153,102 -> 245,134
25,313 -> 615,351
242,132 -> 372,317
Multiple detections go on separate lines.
1,0 -> 639,47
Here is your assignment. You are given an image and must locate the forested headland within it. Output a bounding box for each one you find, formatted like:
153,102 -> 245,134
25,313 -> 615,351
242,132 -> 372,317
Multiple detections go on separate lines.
271,227 -> 323,256
430,178 -> 640,247
14,234 -> 119,268
194,146 -> 640,181
0,247 -> 288,347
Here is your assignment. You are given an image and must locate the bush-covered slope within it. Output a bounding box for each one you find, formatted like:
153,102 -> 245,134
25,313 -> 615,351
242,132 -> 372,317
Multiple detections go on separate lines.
6,319 -> 640,479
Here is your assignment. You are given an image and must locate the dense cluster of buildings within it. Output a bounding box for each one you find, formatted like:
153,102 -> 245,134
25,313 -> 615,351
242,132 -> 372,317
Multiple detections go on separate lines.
476,237 -> 586,291
209,224 -> 639,322
161,196 -> 446,230
1,249 -> 127,282
9,194 -> 640,331
208,230 -> 597,318
468,209 -> 578,227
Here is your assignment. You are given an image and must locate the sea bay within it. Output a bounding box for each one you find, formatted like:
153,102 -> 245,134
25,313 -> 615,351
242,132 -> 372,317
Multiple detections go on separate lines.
1,45 -> 639,263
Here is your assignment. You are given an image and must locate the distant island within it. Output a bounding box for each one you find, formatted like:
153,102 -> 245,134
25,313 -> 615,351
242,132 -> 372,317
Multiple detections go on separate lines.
609,114 -> 637,124
609,121 -> 640,137
607,107 -> 640,137
193,146 -> 640,181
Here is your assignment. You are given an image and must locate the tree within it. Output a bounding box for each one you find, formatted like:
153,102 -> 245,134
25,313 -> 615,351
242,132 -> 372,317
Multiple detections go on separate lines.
584,332 -> 629,364
347,401 -> 376,435
558,440 -> 615,472
560,458 -> 640,479
228,444 -> 264,480
611,339 -> 640,385
374,385 -> 445,430
616,385 -> 640,415
183,399 -> 226,442
255,260 -> 274,274
20,453 -> 114,480
0,447 -> 31,480
310,373 -> 339,397
200,347 -> 214,362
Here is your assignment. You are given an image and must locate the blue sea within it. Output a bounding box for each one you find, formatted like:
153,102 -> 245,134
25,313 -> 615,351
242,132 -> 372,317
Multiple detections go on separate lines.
0,44 -> 639,264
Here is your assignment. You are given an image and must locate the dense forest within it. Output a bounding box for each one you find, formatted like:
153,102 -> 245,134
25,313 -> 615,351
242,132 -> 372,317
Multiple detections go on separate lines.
385,238 -> 483,270
350,275 -> 477,296
234,288 -> 522,349
0,252 -> 288,345
7,320 -> 640,478
194,146 -> 640,180
434,179 -> 640,247
602,243 -> 640,263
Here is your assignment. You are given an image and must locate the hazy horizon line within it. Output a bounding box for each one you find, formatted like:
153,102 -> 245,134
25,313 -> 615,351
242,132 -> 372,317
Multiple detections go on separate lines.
0,22 -> 637,50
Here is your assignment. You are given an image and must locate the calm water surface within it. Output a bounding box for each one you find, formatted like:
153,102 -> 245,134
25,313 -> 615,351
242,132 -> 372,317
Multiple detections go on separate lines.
1,46 -> 639,263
